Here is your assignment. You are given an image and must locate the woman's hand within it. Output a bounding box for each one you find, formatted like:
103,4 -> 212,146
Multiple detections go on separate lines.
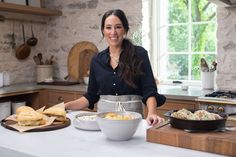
146,114 -> 164,126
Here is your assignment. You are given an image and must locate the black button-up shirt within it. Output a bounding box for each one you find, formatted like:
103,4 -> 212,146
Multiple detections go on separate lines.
84,46 -> 165,109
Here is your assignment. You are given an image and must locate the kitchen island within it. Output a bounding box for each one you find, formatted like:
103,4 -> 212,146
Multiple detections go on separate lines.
0,111 -> 226,157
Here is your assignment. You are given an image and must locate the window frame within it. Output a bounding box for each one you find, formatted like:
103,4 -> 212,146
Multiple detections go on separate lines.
149,0 -> 217,85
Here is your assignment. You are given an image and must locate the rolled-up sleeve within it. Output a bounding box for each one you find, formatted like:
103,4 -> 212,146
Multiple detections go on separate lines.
139,48 -> 166,107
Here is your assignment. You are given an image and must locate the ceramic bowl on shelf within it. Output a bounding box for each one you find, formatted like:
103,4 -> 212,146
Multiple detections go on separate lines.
73,112 -> 100,131
96,111 -> 142,141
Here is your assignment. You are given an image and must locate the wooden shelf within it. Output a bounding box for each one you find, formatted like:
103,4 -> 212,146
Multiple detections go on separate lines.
0,2 -> 62,16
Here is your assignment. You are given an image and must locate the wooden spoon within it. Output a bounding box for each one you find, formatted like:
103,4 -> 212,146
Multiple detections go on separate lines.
37,53 -> 43,64
33,55 -> 40,65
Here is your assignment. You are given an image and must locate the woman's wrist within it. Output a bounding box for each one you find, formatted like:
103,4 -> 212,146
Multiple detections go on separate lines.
146,97 -> 158,116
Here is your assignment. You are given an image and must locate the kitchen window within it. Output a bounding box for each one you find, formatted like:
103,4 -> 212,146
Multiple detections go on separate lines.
149,0 -> 217,84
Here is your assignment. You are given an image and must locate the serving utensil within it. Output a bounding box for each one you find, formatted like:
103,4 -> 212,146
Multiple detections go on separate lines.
27,23 -> 38,46
155,119 -> 170,129
116,102 -> 127,112
200,58 -> 209,72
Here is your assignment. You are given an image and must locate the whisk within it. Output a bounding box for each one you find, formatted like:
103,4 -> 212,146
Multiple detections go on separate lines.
116,102 -> 127,112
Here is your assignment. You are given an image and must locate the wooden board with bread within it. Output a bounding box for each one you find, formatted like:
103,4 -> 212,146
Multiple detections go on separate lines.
1,103 -> 70,132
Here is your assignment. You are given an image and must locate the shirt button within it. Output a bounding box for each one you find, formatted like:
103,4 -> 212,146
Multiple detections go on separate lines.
114,72 -> 116,74
113,83 -> 116,86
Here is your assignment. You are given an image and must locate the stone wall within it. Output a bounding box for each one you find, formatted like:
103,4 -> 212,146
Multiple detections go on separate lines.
216,7 -> 236,91
3,1 -> 234,91
0,0 -> 142,84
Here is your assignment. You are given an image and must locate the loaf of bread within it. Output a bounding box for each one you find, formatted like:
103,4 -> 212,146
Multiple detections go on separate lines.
16,106 -> 35,115
16,111 -> 45,126
43,107 -> 66,122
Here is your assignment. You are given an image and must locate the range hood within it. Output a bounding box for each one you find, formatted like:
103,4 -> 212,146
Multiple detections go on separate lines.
208,0 -> 236,6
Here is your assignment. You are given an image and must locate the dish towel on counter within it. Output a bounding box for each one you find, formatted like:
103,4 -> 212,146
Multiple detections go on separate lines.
98,95 -> 143,116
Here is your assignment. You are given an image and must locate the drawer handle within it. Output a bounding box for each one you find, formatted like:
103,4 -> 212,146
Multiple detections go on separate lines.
58,96 -> 64,102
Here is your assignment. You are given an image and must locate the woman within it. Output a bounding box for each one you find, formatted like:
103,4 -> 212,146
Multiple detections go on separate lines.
65,9 -> 166,126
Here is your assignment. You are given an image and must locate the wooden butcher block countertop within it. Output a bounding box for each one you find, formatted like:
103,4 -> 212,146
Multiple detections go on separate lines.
147,125 -> 236,157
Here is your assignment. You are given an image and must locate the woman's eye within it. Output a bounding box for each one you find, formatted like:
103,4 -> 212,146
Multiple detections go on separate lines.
116,26 -> 122,29
105,26 -> 112,30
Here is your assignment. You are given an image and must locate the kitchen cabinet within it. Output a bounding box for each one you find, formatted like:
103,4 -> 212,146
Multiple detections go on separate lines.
0,91 -> 41,110
0,2 -> 62,16
37,89 -> 95,111
144,99 -> 198,119
39,89 -> 83,107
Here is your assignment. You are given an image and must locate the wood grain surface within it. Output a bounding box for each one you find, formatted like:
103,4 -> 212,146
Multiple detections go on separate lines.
147,124 -> 236,157
1,118 -> 71,132
67,41 -> 98,82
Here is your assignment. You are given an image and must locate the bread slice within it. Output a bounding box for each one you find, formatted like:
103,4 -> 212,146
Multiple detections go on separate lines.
16,111 -> 45,126
16,106 -> 35,115
43,107 -> 66,122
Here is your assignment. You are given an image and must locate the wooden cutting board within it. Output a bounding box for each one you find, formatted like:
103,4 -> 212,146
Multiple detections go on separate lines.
67,41 -> 98,82
147,125 -> 236,157
1,118 -> 71,132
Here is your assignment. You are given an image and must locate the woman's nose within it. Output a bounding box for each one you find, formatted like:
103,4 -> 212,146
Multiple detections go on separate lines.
111,27 -> 117,34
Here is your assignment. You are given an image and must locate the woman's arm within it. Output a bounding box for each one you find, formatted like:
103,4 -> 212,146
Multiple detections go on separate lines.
146,96 -> 164,126
65,96 -> 89,110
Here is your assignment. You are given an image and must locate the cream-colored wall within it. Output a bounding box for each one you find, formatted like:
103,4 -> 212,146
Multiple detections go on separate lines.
216,7 -> 236,91
0,0 -> 142,84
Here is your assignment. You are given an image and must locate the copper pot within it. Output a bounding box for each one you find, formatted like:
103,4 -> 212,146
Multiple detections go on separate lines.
16,25 -> 31,60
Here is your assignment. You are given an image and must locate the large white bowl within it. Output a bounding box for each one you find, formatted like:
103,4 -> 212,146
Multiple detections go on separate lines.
96,111 -> 142,141
73,112 -> 100,131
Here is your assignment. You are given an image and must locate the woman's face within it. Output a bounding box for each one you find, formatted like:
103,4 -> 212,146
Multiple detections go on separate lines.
103,15 -> 126,48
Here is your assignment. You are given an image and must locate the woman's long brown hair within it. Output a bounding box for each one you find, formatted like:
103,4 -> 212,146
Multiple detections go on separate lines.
101,9 -> 143,88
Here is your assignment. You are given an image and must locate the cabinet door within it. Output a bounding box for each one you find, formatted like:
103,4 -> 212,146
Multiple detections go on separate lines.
47,90 -> 77,106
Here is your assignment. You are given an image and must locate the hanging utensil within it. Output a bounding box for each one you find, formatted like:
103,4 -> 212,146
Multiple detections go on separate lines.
27,23 -> 38,46
15,25 -> 31,60
11,22 -> 16,49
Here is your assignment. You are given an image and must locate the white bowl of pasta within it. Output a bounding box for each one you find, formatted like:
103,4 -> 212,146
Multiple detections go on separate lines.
96,111 -> 142,141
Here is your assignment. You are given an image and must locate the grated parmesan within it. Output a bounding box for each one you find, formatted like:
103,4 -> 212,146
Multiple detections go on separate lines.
77,115 -> 97,121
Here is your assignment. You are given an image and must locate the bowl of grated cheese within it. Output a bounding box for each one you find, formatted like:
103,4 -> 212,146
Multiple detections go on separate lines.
73,112 -> 100,131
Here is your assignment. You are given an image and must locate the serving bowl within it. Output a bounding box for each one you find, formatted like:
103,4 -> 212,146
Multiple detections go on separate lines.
73,112 -> 100,131
96,111 -> 142,141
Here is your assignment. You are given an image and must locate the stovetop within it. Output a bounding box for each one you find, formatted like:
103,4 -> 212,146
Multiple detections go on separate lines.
197,91 -> 236,105
205,91 -> 236,99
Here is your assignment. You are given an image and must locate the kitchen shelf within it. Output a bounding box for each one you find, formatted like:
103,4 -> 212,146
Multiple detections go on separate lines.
0,2 -> 62,16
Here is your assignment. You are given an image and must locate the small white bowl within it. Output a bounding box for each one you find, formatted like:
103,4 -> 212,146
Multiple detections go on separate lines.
73,112 -> 100,131
83,77 -> 89,85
